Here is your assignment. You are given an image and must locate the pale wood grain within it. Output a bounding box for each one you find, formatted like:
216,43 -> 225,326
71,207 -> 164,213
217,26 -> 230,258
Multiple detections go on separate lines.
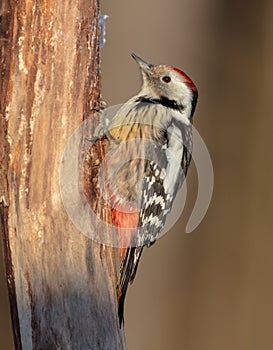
0,1 -> 125,348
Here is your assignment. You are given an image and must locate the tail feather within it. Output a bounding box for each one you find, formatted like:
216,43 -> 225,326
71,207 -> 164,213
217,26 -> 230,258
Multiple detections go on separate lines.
117,246 -> 144,326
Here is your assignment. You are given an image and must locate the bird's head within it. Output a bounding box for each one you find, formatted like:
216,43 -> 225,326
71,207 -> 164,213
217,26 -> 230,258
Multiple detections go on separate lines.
132,53 -> 198,117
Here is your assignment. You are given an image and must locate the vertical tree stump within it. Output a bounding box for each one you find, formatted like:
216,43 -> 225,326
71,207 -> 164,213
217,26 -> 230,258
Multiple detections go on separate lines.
0,1 -> 125,348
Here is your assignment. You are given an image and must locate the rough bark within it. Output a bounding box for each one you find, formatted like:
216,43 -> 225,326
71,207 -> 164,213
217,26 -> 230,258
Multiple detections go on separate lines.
0,0 -> 125,349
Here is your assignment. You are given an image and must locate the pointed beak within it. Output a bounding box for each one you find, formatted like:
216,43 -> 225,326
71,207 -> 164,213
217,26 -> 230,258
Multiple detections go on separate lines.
131,53 -> 153,73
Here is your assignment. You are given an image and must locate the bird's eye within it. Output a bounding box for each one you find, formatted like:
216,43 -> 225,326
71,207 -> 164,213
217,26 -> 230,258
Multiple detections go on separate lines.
162,76 -> 171,83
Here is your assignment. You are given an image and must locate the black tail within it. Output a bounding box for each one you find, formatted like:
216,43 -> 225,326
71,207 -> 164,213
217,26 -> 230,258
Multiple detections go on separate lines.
118,246 -> 144,326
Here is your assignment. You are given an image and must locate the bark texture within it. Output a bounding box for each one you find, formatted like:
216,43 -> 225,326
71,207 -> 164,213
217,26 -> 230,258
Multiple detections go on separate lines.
0,1 -> 125,349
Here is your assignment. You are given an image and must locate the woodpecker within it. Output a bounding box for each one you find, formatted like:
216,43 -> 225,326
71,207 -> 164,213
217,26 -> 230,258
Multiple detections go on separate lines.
92,54 -> 198,325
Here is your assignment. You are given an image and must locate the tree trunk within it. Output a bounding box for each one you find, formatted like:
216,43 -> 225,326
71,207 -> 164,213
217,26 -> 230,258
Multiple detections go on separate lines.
0,0 -> 125,349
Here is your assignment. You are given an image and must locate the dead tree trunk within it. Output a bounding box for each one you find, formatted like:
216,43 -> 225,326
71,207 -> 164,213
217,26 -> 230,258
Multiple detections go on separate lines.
0,1 -> 125,349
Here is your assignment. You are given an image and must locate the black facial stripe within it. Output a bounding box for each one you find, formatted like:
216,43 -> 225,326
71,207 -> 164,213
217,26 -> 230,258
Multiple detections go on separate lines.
136,95 -> 185,112
190,92 -> 198,117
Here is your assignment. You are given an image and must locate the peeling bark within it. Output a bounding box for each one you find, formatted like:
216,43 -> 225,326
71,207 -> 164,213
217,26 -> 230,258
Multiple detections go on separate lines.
0,1 -> 125,349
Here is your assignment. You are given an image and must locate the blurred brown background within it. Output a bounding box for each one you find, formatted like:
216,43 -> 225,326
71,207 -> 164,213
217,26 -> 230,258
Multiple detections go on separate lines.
1,0 -> 273,349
